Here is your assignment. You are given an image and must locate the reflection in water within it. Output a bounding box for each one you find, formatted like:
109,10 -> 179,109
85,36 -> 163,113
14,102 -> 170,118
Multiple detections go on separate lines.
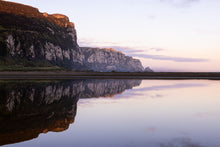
0,79 -> 141,146
133,83 -> 207,92
159,138 -> 203,147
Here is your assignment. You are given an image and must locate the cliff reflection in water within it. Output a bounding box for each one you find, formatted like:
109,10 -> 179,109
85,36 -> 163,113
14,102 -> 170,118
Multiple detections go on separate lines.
0,79 -> 141,146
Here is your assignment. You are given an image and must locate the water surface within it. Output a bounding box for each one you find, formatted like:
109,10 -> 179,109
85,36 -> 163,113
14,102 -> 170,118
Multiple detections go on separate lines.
0,79 -> 220,147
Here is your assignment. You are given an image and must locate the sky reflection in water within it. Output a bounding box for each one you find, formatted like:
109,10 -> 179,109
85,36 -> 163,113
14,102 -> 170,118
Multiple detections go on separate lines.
1,79 -> 220,147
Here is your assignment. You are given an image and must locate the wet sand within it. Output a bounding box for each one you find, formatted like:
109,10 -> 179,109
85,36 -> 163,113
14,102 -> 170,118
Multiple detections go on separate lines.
0,71 -> 220,79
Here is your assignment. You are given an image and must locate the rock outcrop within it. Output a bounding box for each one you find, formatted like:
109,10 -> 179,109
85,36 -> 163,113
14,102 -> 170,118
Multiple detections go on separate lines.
0,79 -> 141,146
80,47 -> 144,72
0,1 -> 146,72
144,67 -> 154,72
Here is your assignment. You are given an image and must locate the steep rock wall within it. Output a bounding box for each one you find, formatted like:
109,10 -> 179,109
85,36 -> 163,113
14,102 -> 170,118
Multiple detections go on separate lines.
80,47 -> 144,72
0,1 -> 145,72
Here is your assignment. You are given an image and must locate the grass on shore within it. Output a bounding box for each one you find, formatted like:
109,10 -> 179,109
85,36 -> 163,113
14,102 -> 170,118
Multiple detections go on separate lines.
0,56 -> 70,71
0,65 -> 65,71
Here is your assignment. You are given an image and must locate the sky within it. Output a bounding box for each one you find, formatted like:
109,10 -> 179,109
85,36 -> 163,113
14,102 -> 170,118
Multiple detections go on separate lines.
4,0 -> 220,72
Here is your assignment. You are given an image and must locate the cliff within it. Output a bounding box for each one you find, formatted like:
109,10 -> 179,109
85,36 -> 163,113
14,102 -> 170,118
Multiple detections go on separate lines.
0,0 -> 145,72
0,0 -> 81,69
80,47 -> 144,72
0,79 -> 141,146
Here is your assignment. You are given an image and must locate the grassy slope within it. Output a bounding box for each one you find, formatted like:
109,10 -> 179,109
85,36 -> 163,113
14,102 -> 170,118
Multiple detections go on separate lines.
0,56 -> 65,71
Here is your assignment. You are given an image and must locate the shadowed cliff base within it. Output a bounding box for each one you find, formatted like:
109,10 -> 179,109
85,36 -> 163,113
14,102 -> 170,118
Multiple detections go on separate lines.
0,79 -> 141,146
0,72 -> 220,80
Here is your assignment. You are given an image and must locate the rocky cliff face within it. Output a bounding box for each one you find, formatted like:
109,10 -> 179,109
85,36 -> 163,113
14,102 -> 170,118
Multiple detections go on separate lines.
0,79 -> 141,146
0,0 -> 81,68
0,1 -> 145,72
80,47 -> 144,72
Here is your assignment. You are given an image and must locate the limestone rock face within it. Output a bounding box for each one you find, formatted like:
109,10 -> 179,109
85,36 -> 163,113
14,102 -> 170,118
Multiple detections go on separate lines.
80,47 -> 144,72
0,0 -> 146,72
0,0 -> 80,68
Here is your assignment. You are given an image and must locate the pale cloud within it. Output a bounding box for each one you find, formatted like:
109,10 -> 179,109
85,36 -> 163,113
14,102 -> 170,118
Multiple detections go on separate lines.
78,38 -> 142,53
132,53 -> 209,62
78,38 -> 209,63
78,38 -> 118,47
160,0 -> 200,7
78,38 -> 166,55
149,48 -> 165,52
102,46 -> 144,53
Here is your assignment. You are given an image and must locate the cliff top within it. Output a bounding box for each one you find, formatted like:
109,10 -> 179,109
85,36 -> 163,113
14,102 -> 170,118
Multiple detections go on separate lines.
0,0 -> 74,28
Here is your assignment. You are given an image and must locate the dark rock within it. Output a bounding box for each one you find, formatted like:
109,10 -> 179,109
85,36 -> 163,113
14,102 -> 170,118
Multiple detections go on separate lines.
144,67 -> 154,72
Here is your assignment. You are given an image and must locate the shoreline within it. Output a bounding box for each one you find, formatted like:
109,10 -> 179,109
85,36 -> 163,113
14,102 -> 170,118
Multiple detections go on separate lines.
0,71 -> 220,80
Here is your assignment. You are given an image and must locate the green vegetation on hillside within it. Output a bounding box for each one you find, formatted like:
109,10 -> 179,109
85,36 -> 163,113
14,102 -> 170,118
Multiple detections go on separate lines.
0,57 -> 66,71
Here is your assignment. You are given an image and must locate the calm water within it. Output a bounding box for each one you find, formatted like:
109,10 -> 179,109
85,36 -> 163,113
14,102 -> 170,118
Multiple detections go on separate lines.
0,79 -> 220,147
